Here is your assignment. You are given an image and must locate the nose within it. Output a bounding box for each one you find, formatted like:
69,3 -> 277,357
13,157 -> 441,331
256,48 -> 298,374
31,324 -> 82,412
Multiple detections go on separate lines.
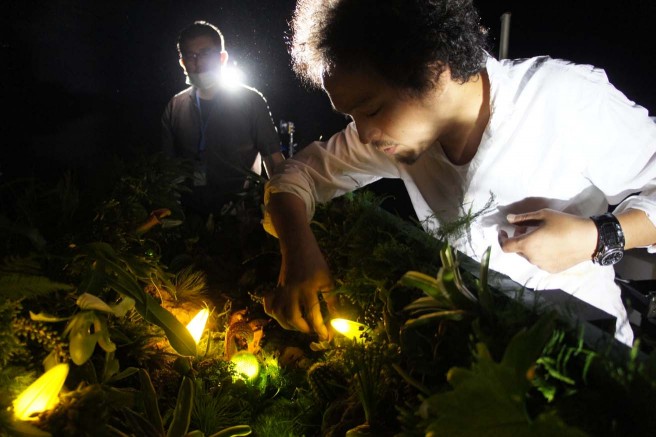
355,121 -> 381,145
183,58 -> 199,74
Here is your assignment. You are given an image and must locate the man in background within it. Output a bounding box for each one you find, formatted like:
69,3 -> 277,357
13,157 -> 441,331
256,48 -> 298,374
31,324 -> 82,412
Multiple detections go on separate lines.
162,21 -> 284,216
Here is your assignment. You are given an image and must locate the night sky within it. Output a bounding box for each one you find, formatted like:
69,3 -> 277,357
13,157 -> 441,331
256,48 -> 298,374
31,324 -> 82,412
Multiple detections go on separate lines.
3,0 -> 655,188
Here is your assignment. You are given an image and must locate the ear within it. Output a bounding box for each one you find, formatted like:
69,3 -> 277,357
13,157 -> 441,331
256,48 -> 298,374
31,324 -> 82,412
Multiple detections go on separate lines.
220,50 -> 229,66
179,57 -> 187,72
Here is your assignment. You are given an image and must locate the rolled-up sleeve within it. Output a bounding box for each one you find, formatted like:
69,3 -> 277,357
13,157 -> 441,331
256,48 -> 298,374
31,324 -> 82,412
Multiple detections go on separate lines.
263,123 -> 402,236
581,74 -> 656,251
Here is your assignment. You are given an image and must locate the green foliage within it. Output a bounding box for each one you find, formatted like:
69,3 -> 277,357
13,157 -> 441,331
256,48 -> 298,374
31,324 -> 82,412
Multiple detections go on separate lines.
0,272 -> 74,301
343,339 -> 400,427
413,316 -> 588,437
1,157 -> 655,437
191,380 -> 251,435
313,192 -> 443,311
432,193 -> 496,244
0,300 -> 23,367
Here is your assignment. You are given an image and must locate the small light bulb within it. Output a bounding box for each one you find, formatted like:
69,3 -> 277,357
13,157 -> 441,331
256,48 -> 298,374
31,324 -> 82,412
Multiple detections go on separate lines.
330,318 -> 369,342
13,363 -> 69,421
230,351 -> 260,380
186,308 -> 210,345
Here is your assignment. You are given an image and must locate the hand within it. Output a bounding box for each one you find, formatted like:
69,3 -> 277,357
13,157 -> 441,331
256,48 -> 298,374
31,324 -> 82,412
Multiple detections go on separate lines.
263,242 -> 336,340
498,209 -> 597,273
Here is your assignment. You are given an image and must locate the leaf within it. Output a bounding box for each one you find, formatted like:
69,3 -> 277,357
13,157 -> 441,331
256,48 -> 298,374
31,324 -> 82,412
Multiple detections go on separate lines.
139,369 -> 165,435
0,273 -> 74,300
501,314 -> 555,380
30,311 -> 70,323
111,296 -> 136,317
418,316 -> 585,437
167,376 -> 195,437
399,271 -> 448,304
136,294 -> 197,357
77,293 -> 114,313
105,367 -> 140,384
102,352 -> 120,382
404,310 -> 467,328
6,418 -> 53,437
208,425 -> 253,437
403,296 -> 445,313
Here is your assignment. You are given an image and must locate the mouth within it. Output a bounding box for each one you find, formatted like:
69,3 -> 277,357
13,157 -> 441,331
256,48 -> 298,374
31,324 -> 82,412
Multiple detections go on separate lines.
378,145 -> 398,155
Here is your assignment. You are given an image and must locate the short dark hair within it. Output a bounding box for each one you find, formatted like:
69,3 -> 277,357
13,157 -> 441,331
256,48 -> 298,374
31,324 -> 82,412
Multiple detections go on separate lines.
290,0 -> 489,96
177,21 -> 225,55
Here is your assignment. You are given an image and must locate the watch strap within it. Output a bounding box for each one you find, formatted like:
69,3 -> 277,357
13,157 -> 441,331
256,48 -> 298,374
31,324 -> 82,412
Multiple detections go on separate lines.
590,213 -> 625,265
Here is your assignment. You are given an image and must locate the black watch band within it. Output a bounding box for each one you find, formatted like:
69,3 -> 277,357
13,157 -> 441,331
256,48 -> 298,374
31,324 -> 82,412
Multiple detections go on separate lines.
590,213 -> 625,266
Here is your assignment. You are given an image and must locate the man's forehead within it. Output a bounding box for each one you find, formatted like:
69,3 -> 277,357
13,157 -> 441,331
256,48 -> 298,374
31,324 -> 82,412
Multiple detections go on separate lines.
181,35 -> 219,52
322,67 -> 378,114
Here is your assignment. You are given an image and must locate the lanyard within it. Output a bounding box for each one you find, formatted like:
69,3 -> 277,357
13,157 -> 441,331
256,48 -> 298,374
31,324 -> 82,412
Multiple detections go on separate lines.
194,91 -> 212,155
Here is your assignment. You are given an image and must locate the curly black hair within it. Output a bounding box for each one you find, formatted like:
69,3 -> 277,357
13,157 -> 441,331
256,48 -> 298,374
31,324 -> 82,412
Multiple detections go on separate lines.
290,0 -> 489,95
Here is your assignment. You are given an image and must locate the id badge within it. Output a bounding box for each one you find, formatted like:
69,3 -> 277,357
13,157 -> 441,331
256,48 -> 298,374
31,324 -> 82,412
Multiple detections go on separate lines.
193,160 -> 207,186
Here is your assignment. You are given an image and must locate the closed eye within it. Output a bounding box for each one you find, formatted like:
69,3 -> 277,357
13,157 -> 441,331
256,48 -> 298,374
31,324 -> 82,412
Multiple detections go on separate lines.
366,108 -> 381,117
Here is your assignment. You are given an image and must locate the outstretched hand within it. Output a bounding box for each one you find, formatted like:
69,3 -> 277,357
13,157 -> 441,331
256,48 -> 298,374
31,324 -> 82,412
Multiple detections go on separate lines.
263,232 -> 337,340
498,209 -> 597,273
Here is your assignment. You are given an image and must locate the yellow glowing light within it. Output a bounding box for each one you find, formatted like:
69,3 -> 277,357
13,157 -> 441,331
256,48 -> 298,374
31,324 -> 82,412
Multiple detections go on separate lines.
186,308 -> 210,345
230,351 -> 260,380
13,363 -> 69,421
330,318 -> 369,342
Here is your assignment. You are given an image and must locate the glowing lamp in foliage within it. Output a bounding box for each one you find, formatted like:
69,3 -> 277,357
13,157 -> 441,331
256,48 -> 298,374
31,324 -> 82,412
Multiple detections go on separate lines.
185,308 -> 210,344
231,351 -> 260,381
330,318 -> 370,343
13,363 -> 69,421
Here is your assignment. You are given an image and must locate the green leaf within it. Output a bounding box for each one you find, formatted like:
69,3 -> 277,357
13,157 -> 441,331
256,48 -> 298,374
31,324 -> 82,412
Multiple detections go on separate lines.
111,296 -> 136,317
77,293 -> 114,313
418,316 -> 584,437
6,418 -> 53,437
105,367 -> 140,384
399,271 -> 448,304
30,311 -> 70,322
0,272 -> 74,300
167,376 -> 195,437
404,310 -> 467,328
501,314 -> 555,380
139,368 -> 165,435
136,294 -> 197,357
403,296 -> 444,312
208,425 -> 252,437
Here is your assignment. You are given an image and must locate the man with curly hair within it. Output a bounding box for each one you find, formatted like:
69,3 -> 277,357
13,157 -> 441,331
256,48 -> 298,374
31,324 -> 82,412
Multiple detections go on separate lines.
263,0 -> 656,345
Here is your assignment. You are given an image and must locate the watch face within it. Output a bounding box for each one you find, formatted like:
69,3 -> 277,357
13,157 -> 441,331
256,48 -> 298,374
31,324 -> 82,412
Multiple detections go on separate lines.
600,250 -> 624,266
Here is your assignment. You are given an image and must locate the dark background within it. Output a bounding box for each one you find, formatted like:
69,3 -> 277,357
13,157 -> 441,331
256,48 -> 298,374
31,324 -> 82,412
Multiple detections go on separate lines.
2,0 -> 655,206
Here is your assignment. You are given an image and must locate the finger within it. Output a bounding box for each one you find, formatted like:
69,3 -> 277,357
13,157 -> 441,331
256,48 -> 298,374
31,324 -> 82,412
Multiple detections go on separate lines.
499,230 -> 526,254
512,225 -> 528,237
287,314 -> 312,334
285,298 -> 312,334
263,288 -> 310,333
498,230 -> 510,251
507,211 -> 543,226
321,290 -> 339,315
305,293 -> 328,340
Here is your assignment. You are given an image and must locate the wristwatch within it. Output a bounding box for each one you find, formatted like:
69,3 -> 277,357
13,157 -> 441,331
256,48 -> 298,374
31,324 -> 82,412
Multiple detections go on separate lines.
590,213 -> 625,266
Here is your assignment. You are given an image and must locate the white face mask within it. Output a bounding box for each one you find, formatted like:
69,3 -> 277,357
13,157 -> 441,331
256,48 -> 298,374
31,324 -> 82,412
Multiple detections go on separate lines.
186,70 -> 218,90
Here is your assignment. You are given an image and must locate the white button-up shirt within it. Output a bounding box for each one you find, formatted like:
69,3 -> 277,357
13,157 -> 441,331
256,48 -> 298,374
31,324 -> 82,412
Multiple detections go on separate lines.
265,56 -> 656,345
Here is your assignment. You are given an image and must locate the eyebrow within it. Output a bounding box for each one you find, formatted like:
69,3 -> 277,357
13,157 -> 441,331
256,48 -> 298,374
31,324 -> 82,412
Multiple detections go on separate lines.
332,95 -> 373,115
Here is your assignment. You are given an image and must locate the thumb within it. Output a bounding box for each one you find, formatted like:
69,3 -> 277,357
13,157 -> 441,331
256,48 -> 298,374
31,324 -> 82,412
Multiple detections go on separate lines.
499,229 -> 524,253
